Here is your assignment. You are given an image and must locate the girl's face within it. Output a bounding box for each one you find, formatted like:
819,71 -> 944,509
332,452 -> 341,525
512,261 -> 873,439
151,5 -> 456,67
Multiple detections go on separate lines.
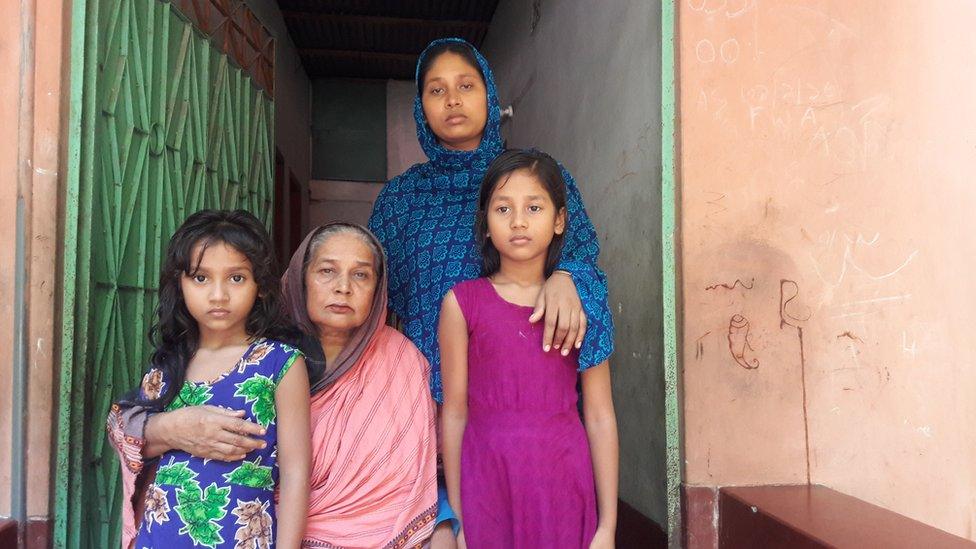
304,232 -> 378,341
180,241 -> 259,341
421,52 -> 488,151
486,169 -> 566,266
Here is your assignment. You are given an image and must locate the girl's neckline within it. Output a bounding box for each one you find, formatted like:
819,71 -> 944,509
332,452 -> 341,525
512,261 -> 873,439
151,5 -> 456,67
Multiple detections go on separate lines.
184,339 -> 262,386
484,277 -> 538,310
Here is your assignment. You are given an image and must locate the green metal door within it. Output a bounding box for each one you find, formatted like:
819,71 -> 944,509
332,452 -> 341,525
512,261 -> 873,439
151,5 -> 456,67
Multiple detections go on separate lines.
54,0 -> 274,546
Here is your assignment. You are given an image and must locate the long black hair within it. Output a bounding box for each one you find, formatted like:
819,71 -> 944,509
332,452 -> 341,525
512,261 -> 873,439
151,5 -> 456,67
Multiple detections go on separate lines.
476,149 -> 568,277
417,41 -> 486,95
133,209 -> 295,411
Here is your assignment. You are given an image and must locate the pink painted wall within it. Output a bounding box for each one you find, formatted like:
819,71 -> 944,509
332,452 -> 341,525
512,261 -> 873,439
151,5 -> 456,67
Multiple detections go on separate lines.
0,0 -> 24,519
680,0 -> 976,541
0,0 -> 67,521
25,0 -> 64,519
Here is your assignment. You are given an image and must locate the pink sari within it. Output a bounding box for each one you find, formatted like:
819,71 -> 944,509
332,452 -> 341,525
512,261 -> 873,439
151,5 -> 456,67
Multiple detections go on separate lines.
284,223 -> 438,548
302,325 -> 437,548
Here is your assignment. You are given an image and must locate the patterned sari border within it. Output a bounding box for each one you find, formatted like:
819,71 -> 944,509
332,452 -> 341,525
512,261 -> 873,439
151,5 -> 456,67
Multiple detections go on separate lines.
301,503 -> 438,549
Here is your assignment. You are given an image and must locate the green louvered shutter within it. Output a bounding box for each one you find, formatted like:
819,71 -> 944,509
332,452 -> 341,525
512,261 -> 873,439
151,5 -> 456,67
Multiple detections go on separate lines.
53,0 -> 274,546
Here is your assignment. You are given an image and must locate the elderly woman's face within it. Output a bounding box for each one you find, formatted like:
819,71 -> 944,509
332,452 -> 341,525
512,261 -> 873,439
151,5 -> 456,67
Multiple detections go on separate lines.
305,232 -> 378,338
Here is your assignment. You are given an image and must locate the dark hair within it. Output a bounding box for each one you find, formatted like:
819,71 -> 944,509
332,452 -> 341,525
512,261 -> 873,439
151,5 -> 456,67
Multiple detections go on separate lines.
135,209 -> 295,411
417,41 -> 485,95
476,149 -> 568,277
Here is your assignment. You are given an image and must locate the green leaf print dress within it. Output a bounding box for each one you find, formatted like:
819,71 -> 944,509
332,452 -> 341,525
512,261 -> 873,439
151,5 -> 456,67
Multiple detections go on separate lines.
134,339 -> 302,549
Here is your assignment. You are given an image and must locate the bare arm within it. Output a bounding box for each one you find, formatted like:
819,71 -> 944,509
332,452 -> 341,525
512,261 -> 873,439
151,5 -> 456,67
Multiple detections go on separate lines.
274,356 -> 311,549
582,361 -> 618,546
439,291 -> 469,533
142,406 -> 267,461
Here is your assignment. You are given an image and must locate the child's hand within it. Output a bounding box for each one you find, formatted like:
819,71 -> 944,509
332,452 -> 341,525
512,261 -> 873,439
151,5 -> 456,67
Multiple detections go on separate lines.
529,271 -> 586,355
588,526 -> 615,549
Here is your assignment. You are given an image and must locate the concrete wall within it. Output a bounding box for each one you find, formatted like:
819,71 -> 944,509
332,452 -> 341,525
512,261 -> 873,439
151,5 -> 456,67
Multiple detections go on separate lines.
679,0 -> 976,543
308,180 -> 385,228
481,0 -> 666,527
312,79 -> 387,182
244,0 -> 312,188
310,80 -> 421,232
244,0 -> 312,246
386,80 -> 427,180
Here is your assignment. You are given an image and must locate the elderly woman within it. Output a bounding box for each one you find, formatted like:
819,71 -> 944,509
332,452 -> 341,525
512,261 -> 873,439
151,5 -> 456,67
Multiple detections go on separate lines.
108,223 -> 438,548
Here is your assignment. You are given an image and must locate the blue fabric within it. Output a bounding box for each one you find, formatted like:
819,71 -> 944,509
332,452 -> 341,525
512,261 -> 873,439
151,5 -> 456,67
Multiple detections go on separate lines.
369,38 -> 614,402
435,483 -> 461,535
133,340 -> 302,548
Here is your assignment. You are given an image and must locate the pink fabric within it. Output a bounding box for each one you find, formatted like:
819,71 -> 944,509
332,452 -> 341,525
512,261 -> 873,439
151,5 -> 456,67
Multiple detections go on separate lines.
119,467 -> 138,549
303,325 -> 438,548
106,398 -> 156,549
288,223 -> 438,546
452,278 -> 597,548
107,403 -> 149,549
282,222 -> 389,394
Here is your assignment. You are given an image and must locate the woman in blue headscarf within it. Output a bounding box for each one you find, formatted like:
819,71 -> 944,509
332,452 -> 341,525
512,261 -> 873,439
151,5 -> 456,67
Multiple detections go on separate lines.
370,38 -> 614,402
368,38 -> 615,546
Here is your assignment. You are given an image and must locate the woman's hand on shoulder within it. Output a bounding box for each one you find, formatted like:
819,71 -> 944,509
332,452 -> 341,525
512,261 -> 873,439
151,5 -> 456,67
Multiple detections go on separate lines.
530,271 -> 587,355
146,405 -> 266,461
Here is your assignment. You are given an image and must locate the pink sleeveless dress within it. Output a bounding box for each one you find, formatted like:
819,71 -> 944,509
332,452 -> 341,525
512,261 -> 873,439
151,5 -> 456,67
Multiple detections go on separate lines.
452,277 -> 597,548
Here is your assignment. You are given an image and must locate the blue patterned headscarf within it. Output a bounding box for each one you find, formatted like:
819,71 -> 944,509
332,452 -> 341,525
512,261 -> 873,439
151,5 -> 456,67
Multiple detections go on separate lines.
370,38 -> 614,402
412,38 -> 505,177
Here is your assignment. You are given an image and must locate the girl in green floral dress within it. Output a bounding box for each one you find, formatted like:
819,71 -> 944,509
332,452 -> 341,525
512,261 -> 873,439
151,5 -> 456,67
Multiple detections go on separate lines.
130,210 -> 310,549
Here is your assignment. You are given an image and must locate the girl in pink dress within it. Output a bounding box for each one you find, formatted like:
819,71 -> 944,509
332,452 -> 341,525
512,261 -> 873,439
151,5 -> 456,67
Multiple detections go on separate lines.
439,149 -> 619,548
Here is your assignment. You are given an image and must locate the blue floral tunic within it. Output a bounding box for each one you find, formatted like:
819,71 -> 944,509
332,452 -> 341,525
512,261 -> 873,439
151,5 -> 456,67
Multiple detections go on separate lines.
133,339 -> 302,549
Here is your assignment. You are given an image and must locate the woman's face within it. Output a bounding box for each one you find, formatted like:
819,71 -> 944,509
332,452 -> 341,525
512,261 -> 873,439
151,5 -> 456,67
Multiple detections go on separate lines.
421,52 -> 488,151
304,232 -> 378,340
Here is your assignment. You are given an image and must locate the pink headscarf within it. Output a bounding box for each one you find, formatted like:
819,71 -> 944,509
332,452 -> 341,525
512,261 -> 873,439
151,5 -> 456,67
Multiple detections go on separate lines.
282,224 -> 438,548
281,223 -> 391,393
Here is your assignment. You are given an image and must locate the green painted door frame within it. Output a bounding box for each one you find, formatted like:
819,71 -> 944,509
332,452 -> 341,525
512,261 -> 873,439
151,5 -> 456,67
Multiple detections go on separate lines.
53,0 -> 274,546
661,1 -> 684,546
